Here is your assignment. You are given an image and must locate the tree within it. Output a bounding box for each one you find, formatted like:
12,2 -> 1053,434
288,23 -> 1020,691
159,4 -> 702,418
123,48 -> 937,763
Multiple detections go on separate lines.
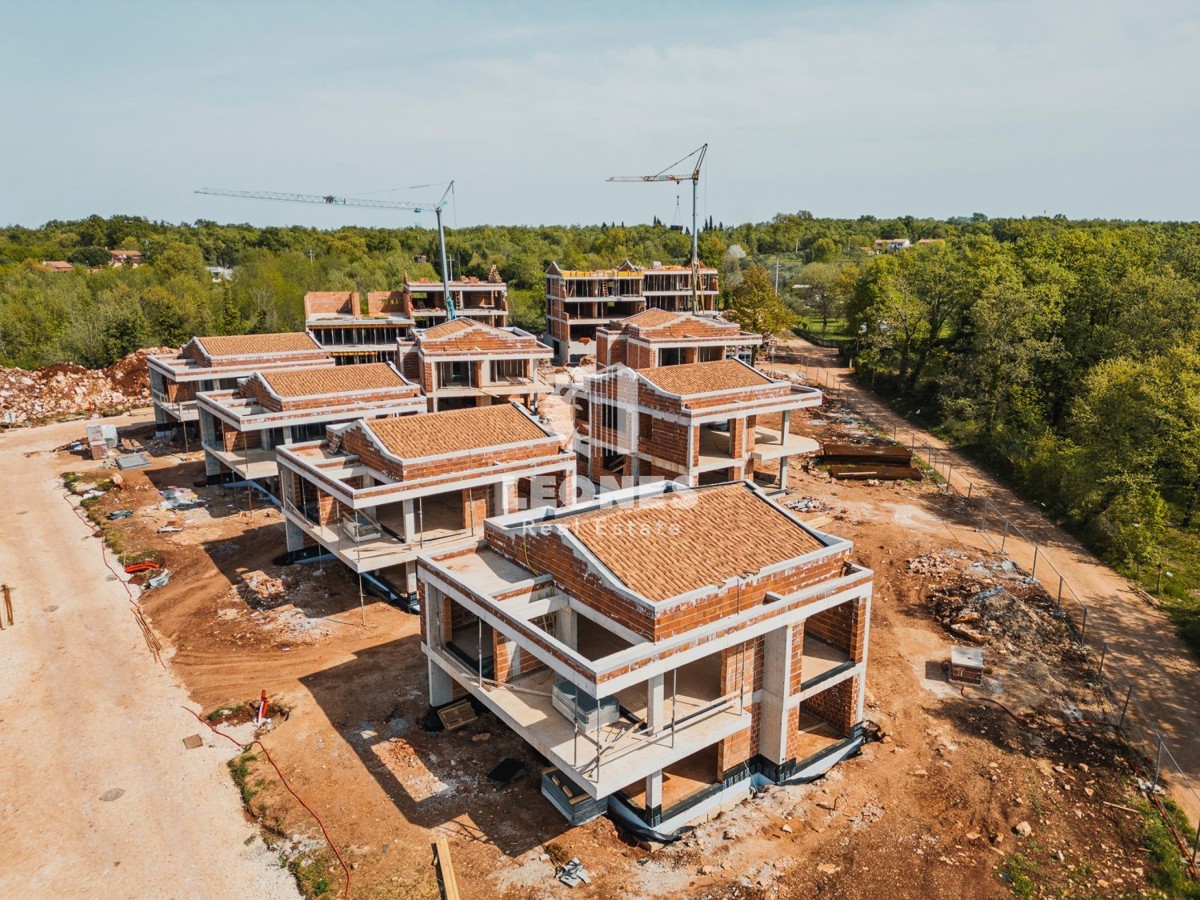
798,262 -> 852,332
151,241 -> 206,282
809,237 -> 839,264
722,264 -> 795,356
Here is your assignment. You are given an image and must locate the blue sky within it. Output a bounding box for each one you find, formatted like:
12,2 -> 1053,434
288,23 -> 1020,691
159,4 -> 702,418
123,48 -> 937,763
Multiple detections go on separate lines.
1,0 -> 1197,228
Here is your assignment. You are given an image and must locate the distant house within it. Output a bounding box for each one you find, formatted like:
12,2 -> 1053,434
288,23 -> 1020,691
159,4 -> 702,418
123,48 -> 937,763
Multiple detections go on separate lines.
872,238 -> 911,254
205,266 -> 234,282
41,260 -> 74,273
109,249 -> 144,268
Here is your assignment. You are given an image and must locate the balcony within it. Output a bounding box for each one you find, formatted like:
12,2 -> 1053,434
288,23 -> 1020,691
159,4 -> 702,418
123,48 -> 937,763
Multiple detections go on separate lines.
202,442 -> 280,481
429,645 -> 751,799
283,493 -> 479,573
799,634 -> 854,690
750,426 -> 820,463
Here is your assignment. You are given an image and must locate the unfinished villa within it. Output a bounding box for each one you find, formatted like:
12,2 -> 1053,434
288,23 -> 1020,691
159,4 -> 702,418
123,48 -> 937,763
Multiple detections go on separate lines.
148,333 -> 333,434
573,358 -> 823,489
304,291 -> 415,364
418,480 -> 872,832
402,267 -> 508,328
595,309 -> 761,371
396,318 -> 552,412
195,362 -> 425,490
276,403 -> 574,606
545,261 -> 721,363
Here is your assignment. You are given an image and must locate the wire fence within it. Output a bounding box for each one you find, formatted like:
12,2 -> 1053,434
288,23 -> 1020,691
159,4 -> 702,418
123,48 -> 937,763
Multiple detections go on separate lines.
781,360 -> 1200,867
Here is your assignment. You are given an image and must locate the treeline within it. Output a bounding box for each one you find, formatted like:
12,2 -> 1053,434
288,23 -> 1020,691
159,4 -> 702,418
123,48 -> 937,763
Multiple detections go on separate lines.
838,223 -> 1200,585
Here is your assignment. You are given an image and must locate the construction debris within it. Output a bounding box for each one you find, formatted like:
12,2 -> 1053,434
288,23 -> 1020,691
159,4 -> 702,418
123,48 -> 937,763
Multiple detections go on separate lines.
556,857 -> 591,888
0,347 -> 174,426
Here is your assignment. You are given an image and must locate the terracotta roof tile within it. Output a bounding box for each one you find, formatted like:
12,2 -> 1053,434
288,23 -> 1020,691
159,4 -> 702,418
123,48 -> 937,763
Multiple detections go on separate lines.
564,483 -> 823,601
194,333 -> 323,357
259,363 -> 413,398
365,404 -> 549,458
621,309 -> 684,327
417,319 -> 549,354
639,359 -> 772,395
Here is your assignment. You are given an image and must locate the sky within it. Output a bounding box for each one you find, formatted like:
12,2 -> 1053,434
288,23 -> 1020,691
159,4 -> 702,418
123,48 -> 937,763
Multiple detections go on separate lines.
1,0 -> 1197,229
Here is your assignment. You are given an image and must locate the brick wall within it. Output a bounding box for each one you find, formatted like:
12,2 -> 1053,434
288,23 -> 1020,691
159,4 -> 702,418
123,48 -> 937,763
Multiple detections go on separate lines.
788,621 -> 806,696
462,485 -> 490,530
799,675 -> 857,738
805,598 -> 866,662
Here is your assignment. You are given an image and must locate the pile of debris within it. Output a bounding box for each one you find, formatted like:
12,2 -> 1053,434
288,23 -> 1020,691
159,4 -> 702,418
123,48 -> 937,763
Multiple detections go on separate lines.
240,570 -> 294,608
907,553 -> 954,579
929,578 -> 1061,649
0,347 -> 174,426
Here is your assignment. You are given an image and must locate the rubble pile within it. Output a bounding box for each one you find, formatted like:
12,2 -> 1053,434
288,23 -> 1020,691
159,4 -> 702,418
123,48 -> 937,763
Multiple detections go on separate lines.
0,347 -> 174,426
239,570 -> 294,608
929,576 -> 1062,649
907,553 -> 954,578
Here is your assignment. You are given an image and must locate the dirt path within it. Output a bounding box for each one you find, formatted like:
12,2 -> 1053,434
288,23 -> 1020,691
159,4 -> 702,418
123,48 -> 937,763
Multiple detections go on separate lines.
0,413 -> 297,899
773,337 -> 1200,823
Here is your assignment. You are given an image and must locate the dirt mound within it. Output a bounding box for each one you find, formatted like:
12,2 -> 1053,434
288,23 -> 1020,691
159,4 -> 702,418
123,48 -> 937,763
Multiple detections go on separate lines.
0,346 -> 174,426
929,574 -> 1063,648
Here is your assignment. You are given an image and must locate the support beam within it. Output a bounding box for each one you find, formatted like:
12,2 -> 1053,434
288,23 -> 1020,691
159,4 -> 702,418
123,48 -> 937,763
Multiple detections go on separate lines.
646,673 -> 665,734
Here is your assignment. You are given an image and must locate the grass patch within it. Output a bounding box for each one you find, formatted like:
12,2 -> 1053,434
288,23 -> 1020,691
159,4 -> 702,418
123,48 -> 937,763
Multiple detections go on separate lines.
62,471 -> 81,487
228,752 -> 259,806
1135,797 -> 1200,898
1000,852 -> 1039,898
287,855 -> 332,898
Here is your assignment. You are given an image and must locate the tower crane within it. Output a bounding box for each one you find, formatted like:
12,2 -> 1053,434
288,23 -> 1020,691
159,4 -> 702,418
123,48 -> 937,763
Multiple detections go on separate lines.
608,143 -> 707,311
194,182 -> 459,318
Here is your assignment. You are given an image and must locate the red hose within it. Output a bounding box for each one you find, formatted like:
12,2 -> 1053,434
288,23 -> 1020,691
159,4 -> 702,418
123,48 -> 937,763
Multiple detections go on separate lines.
182,706 -> 352,899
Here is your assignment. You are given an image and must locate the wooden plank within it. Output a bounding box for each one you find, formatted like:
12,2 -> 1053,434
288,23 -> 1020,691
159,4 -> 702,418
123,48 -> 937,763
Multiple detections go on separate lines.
432,837 -> 461,900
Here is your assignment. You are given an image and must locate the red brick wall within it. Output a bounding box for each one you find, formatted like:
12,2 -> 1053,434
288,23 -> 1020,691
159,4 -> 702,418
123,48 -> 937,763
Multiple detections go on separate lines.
805,598 -> 866,662
462,485 -> 490,530
799,675 -> 857,738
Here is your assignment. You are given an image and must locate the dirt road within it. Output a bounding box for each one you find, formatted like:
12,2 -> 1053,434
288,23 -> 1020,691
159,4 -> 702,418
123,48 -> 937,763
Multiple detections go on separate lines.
773,338 -> 1200,822
0,413 -> 297,899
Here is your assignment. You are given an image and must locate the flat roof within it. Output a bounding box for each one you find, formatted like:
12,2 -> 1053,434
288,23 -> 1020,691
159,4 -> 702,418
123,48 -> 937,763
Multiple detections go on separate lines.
259,363 -> 411,398
365,404 -> 550,459
562,483 -> 824,602
639,359 -> 773,395
194,333 -> 322,357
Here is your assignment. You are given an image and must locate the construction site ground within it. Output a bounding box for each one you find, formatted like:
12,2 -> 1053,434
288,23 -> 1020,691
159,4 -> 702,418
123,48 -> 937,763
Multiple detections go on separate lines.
2,350 -> 1197,897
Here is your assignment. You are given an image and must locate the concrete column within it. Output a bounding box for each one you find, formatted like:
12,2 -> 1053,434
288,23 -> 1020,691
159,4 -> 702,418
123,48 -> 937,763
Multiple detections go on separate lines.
758,626 -> 793,764
496,479 -> 513,515
778,456 -> 789,489
646,673 -> 665,734
402,499 -> 416,543
404,560 -> 417,595
644,770 -> 663,812
284,517 -> 307,554
428,659 -> 456,706
555,605 -> 578,651
780,409 -> 790,443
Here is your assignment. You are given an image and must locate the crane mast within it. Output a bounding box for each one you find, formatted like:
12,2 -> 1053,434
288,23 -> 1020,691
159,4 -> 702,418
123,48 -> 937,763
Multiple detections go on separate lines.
194,182 -> 458,319
608,143 -> 707,312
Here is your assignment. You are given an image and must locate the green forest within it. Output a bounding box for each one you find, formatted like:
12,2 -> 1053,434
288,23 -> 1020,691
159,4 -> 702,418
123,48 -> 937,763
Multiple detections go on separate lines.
3,212 -> 1200,646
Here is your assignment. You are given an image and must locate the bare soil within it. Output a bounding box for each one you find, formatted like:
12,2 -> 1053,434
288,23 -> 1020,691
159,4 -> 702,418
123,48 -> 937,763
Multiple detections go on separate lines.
56,411 -> 1180,899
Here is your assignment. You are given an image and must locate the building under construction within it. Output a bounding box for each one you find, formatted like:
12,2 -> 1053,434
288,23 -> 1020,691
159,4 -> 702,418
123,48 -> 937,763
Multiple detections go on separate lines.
545,260 -> 720,364
419,479 -> 873,832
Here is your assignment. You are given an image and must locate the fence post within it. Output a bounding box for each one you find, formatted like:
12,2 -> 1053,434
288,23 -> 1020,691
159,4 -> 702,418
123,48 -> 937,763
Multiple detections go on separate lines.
1080,607 -> 1088,648
1001,521 -> 1009,553
1192,817 -> 1198,866
1153,734 -> 1164,789
1032,545 -> 1039,579
1057,576 -> 1064,608
967,482 -> 973,501
2,584 -> 10,627
947,464 -> 954,490
1117,684 -> 1133,731
1097,643 -> 1106,679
